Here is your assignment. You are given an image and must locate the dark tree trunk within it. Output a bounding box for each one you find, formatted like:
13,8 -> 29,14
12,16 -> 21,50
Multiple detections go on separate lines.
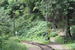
66,13 -> 72,38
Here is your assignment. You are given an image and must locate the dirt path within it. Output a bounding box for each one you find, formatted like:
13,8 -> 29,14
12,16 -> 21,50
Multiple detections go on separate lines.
22,41 -> 54,50
47,31 -> 67,50
22,42 -> 41,50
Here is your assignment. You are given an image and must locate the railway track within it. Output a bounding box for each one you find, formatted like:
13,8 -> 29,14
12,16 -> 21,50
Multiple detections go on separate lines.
22,41 -> 55,50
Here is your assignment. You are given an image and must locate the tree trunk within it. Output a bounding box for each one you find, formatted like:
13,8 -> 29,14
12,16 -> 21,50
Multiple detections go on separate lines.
52,18 -> 56,29
66,13 -> 72,38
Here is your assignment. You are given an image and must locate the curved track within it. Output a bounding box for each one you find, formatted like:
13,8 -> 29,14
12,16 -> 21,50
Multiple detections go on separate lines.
22,41 -> 55,50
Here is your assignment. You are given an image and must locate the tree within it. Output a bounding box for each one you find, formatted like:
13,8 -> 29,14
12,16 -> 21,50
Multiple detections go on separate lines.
37,0 -> 75,37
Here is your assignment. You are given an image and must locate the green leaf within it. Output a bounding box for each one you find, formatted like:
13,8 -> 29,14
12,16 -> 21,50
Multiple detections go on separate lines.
33,7 -> 38,11
64,11 -> 68,15
56,4 -> 61,9
52,1 -> 57,4
69,7 -> 73,9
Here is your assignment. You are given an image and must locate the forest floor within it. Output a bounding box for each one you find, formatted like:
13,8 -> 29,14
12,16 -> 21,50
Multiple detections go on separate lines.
22,31 -> 69,50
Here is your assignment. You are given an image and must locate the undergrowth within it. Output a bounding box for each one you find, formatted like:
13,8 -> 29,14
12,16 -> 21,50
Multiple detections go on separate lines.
54,35 -> 64,43
55,35 -> 75,50
1,37 -> 28,50
18,20 -> 58,44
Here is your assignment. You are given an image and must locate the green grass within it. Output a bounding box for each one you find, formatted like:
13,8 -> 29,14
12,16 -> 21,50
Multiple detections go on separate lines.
21,36 -> 52,45
55,35 -> 75,49
63,43 -> 75,50
54,35 -> 64,43
32,37 -> 52,45
2,37 -> 28,50
40,41 -> 52,45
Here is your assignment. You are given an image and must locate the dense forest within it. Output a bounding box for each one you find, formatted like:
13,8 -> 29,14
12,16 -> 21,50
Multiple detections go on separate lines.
0,0 -> 75,50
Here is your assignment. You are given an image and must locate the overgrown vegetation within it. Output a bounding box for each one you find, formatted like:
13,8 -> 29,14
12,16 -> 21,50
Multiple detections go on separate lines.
0,0 -> 75,49
2,37 -> 28,50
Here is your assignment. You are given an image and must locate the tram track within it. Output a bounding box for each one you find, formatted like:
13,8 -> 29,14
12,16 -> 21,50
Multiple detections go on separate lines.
22,41 -> 55,50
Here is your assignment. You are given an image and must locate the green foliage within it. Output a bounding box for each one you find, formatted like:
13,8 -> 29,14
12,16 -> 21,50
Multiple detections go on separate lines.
0,34 -> 13,48
18,19 -> 58,45
8,37 -> 21,42
64,40 -> 75,50
55,35 -> 75,44
18,20 -> 47,38
0,0 -> 8,8
0,7 -> 13,49
37,0 -> 75,28
33,37 -> 52,45
21,0 -> 41,6
0,7 -> 12,35
0,0 -> 25,17
71,25 -> 75,39
50,33 -> 58,37
71,44 -> 75,50
71,25 -> 75,34
55,35 -> 64,43
2,37 -> 28,50
0,0 -> 75,49
5,1 -> 21,15
11,6 -> 32,32
70,17 -> 75,25
15,6 -> 42,32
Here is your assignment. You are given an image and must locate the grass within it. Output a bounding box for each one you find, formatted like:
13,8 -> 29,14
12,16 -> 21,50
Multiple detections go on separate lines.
32,37 -> 52,45
54,35 -> 64,43
40,41 -> 52,45
2,37 -> 28,50
21,36 -> 52,45
55,35 -> 75,50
